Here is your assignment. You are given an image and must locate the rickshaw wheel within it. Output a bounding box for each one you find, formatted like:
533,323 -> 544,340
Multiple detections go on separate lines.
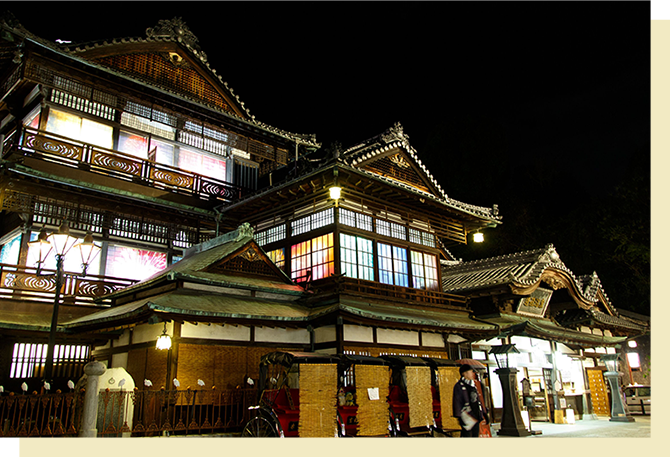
242,416 -> 279,437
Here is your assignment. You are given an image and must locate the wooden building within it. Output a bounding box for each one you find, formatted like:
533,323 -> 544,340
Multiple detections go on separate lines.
0,10 -> 647,424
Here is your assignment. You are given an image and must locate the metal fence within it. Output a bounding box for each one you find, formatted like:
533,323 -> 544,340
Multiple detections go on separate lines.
0,391 -> 85,437
98,388 -> 257,437
0,387 -> 256,437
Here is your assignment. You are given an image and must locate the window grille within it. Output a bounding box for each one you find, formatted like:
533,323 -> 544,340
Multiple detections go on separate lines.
51,89 -> 116,122
411,251 -> 439,290
121,112 -> 176,140
377,243 -> 408,287
10,343 -> 89,379
255,224 -> 286,247
291,208 -> 334,237
339,208 -> 373,232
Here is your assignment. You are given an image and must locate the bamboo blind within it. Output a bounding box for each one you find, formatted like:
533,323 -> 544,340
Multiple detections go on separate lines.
405,366 -> 433,429
298,364 -> 338,437
437,367 -> 462,431
354,365 -> 390,436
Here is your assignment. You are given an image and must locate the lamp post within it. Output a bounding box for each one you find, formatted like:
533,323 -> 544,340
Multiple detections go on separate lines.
490,344 -> 531,437
600,354 -> 635,422
28,222 -> 101,383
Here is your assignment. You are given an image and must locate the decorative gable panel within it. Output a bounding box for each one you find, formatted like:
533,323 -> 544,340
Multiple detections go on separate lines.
359,152 -> 432,193
202,245 -> 281,279
94,53 -> 236,115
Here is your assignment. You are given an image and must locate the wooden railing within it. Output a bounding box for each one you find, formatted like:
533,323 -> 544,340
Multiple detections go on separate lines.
309,275 -> 469,308
3,126 -> 249,202
0,263 -> 137,306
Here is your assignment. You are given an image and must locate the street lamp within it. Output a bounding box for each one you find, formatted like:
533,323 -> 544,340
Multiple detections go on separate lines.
490,344 -> 530,437
600,354 -> 635,422
28,222 -> 101,382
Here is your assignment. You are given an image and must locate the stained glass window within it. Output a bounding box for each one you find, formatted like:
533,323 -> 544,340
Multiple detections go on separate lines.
411,251 -> 439,290
267,248 -> 285,269
378,243 -> 408,287
291,233 -> 334,283
340,234 -> 374,281
105,245 -> 167,281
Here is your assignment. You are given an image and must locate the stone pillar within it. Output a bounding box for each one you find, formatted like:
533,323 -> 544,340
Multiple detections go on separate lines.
495,367 -> 531,437
79,360 -> 106,437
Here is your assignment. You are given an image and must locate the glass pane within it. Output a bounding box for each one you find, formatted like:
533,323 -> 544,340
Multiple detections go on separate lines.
46,109 -> 81,139
178,148 -> 226,179
80,118 -> 113,148
118,131 -> 149,159
0,233 -> 22,265
150,138 -> 176,166
105,245 -> 167,281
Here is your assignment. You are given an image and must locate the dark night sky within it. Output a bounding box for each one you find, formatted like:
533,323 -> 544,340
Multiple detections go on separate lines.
4,2 -> 651,313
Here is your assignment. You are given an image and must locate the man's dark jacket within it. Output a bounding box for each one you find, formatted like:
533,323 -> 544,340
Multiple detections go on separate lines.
452,377 -> 485,424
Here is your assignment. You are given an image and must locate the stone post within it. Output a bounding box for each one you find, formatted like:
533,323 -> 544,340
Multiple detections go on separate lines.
79,360 -> 106,437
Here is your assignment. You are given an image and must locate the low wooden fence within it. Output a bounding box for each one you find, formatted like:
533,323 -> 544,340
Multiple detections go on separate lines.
0,387 -> 256,437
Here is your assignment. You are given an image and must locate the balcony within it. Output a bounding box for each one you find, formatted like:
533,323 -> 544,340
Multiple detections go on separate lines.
0,263 -> 137,307
2,126 -> 248,203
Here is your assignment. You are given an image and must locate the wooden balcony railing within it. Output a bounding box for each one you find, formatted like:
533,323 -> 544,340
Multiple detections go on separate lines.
0,263 -> 137,307
3,126 -> 248,202
308,275 -> 469,308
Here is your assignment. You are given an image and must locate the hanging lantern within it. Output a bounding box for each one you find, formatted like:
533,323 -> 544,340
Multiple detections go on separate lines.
156,322 -> 172,350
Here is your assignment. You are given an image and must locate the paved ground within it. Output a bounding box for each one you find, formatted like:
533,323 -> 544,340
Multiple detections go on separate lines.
493,415 -> 651,438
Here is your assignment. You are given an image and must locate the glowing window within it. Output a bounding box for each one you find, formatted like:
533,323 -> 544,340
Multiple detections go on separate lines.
27,231 -> 101,275
339,208 -> 373,232
10,343 -> 89,379
0,233 -> 22,265
256,225 -> 286,247
46,109 -> 113,148
105,245 -> 167,281
178,147 -> 226,180
626,352 -> 640,369
411,251 -> 439,290
291,233 -> 334,283
340,234 -> 374,281
267,248 -> 285,269
118,130 -> 149,159
149,138 -> 176,166
378,243 -> 408,287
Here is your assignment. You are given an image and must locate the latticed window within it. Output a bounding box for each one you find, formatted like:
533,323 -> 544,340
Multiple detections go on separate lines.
378,243 -> 408,287
291,208 -> 334,236
339,208 -> 373,232
340,234 -> 374,281
10,343 -> 89,379
411,251 -> 439,290
290,233 -> 334,283
46,109 -> 114,149
255,225 -> 286,247
410,228 -> 436,248
376,219 -> 406,240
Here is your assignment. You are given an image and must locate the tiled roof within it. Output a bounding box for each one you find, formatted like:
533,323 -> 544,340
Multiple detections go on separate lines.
441,244 -> 619,315
556,308 -> 648,332
340,123 -> 501,223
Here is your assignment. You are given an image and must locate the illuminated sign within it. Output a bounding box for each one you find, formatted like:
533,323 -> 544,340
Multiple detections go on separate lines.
517,287 -> 553,317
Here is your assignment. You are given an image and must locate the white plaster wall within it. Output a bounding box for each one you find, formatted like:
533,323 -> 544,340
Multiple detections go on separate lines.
592,328 -> 603,336
96,341 -> 111,350
111,352 -> 128,370
181,322 -> 251,341
421,332 -> 445,348
343,325 -> 373,343
376,328 -> 419,346
116,330 -> 130,346
580,326 -> 592,333
446,333 -> 468,344
133,322 -> 173,344
255,326 -> 310,344
603,330 -> 612,337
314,325 -> 336,343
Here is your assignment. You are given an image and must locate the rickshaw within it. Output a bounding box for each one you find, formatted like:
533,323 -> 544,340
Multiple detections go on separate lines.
421,356 -> 462,436
382,355 -> 441,437
242,351 -> 393,437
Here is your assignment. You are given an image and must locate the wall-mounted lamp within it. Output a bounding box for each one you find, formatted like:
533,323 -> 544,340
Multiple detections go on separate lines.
473,231 -> 484,243
329,186 -> 342,200
156,322 -> 172,350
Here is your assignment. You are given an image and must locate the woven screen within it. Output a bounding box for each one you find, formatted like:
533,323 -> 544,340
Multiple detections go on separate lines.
437,367 -> 462,431
354,365 -> 390,436
298,364 -> 338,437
405,366 -> 433,429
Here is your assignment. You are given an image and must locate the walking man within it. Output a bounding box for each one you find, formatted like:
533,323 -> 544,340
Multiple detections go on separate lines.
453,364 -> 487,437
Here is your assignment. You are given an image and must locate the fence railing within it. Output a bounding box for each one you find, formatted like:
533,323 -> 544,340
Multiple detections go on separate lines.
0,387 -> 256,437
0,263 -> 137,306
3,126 -> 248,202
0,391 -> 85,437
98,388 -> 257,437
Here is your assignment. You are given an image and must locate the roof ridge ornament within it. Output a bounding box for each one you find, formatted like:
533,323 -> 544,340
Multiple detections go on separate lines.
146,17 -> 205,57
380,122 -> 410,144
235,222 -> 254,241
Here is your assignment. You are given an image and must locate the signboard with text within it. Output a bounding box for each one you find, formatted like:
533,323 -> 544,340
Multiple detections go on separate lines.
517,287 -> 553,317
